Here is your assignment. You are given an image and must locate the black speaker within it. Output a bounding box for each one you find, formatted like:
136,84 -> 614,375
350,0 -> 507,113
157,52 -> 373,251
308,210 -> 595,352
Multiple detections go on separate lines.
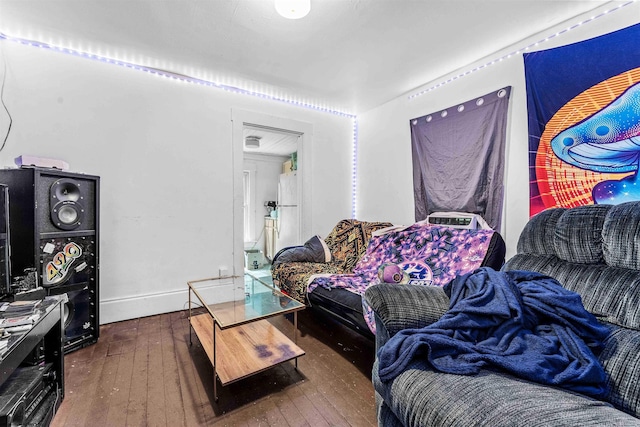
0,185 -> 10,296
0,167 -> 99,354
49,178 -> 86,231
59,287 -> 93,341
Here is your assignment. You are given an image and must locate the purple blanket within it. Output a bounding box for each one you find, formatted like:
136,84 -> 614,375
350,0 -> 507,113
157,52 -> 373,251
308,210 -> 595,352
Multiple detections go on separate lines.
378,268 -> 610,398
307,223 -> 496,332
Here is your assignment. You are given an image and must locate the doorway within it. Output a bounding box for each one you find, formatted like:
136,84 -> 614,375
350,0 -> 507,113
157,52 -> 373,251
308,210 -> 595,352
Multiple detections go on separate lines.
242,124 -> 301,265
231,109 -> 313,280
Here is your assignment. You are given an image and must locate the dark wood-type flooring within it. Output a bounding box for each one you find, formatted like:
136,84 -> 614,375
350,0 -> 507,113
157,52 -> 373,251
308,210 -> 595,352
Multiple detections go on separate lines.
50,308 -> 377,426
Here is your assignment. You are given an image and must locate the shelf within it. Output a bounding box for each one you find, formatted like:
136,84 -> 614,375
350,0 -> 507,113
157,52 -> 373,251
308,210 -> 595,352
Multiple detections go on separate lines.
190,313 -> 304,385
0,296 -> 64,426
0,298 -> 64,387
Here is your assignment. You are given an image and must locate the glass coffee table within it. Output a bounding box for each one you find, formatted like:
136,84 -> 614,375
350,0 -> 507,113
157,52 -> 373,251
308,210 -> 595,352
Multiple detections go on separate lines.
244,267 -> 275,289
188,273 -> 305,401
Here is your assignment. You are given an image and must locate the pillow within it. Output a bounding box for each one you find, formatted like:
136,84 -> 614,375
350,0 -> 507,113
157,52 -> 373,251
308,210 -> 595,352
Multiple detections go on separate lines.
377,261 -> 434,286
377,263 -> 410,284
271,235 -> 331,267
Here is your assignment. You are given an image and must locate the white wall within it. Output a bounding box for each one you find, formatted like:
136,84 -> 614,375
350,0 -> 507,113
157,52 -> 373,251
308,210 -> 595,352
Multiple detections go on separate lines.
357,2 -> 640,259
0,42 -> 353,324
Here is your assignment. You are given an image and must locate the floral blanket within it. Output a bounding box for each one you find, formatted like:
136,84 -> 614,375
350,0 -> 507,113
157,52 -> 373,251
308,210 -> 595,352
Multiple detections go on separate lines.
307,222 -> 496,333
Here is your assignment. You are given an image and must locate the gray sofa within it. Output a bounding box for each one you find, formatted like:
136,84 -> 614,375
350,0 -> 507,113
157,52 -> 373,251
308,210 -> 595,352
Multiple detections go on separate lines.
365,202 -> 640,426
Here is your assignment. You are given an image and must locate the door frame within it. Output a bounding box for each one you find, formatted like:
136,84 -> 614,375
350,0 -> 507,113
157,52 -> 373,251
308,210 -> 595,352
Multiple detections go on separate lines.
231,109 -> 313,282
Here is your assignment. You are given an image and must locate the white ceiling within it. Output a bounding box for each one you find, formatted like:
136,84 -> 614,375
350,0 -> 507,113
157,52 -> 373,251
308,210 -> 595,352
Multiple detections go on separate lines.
0,0 -> 613,114
243,125 -> 299,156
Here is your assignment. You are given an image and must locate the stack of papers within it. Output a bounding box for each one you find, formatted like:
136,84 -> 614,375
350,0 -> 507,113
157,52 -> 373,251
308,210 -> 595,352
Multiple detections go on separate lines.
0,314 -> 38,328
0,300 -> 41,316
0,300 -> 42,334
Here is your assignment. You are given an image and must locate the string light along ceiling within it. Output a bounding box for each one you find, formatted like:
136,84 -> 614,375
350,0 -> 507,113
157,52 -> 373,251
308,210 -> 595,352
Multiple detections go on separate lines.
408,1 -> 635,100
0,32 -> 358,217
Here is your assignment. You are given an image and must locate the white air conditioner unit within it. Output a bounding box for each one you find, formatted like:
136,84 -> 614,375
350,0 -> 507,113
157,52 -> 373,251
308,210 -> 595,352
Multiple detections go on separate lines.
425,212 -> 490,230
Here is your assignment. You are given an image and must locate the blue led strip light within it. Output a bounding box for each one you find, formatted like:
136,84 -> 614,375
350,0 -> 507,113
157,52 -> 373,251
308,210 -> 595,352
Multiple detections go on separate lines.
0,31 -> 360,218
351,117 -> 358,219
0,32 -> 355,118
408,1 -> 636,99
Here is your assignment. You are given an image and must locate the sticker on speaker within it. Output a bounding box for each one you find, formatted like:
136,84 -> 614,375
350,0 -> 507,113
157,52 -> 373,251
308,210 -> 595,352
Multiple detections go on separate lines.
43,242 -> 83,286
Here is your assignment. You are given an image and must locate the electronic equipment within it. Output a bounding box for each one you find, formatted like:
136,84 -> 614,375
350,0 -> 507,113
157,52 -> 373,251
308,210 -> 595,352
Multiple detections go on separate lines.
0,363 -> 59,427
15,155 -> 69,171
426,212 -> 490,230
9,268 -> 46,302
0,167 -> 100,353
10,268 -> 38,294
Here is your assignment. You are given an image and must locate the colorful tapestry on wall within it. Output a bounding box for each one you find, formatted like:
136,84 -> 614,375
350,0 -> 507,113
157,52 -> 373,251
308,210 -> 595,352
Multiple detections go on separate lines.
410,87 -> 511,230
525,23 -> 640,216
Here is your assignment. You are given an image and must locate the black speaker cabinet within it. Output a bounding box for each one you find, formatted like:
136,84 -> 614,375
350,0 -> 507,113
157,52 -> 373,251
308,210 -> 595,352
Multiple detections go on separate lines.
0,167 -> 99,354
0,185 -> 10,297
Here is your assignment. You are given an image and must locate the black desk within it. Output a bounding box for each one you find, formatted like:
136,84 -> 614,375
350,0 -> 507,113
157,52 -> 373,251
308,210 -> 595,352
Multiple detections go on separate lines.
0,297 -> 64,425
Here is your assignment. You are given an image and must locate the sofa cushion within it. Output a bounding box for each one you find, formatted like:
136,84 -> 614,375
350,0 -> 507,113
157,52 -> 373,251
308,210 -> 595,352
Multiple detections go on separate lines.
516,207 -> 565,255
373,358 -> 640,427
504,203 -> 640,331
600,325 -> 640,418
505,256 -> 640,330
307,286 -> 374,337
323,219 -> 393,273
553,204 -> 611,264
603,202 -> 640,270
366,284 -> 450,349
516,204 -> 612,264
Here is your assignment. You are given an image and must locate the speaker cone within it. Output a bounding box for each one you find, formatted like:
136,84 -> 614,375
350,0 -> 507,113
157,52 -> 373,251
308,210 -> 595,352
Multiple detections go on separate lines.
63,299 -> 73,328
58,204 -> 79,224
51,179 -> 81,202
51,201 -> 84,230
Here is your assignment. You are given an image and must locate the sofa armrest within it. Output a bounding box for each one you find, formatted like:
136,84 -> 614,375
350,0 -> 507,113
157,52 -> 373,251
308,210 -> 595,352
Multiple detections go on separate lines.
364,284 -> 449,349
271,261 -> 342,304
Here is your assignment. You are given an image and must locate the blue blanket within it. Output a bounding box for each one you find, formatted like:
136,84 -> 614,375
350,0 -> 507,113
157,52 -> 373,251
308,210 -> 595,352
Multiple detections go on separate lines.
378,268 -> 610,398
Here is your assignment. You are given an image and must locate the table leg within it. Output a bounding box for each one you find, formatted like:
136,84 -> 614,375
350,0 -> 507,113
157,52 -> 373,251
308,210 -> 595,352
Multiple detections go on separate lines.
188,288 -> 192,346
293,311 -> 298,345
213,321 -> 218,402
294,311 -> 298,370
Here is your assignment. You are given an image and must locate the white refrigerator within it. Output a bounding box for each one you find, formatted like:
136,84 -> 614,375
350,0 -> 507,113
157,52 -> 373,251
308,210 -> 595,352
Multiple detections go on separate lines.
276,171 -> 300,252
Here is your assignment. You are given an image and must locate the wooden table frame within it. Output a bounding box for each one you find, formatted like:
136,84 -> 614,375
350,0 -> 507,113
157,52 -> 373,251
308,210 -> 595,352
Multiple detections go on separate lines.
187,275 -> 305,402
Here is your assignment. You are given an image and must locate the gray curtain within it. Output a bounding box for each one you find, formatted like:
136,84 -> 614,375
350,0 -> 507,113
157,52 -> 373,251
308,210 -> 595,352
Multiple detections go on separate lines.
411,87 -> 511,230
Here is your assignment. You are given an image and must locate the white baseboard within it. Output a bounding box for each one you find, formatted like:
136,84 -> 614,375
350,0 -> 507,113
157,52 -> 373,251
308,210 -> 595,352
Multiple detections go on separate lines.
99,278 -> 241,325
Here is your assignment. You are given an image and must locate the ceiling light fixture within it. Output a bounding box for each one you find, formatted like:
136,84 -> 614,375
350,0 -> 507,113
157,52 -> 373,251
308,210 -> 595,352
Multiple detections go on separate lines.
275,0 -> 310,19
245,135 -> 261,149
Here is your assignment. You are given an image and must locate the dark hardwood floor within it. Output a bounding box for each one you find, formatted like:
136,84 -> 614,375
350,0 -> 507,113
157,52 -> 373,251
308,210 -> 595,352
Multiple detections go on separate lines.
51,308 -> 377,426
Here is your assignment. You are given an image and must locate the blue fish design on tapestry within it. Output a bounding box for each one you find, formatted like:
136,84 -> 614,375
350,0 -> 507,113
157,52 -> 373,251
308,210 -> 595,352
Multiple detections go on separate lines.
550,81 -> 640,204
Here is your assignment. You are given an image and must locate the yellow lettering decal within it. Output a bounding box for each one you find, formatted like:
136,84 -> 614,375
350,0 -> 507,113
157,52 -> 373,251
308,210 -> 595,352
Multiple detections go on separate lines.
45,242 -> 83,284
